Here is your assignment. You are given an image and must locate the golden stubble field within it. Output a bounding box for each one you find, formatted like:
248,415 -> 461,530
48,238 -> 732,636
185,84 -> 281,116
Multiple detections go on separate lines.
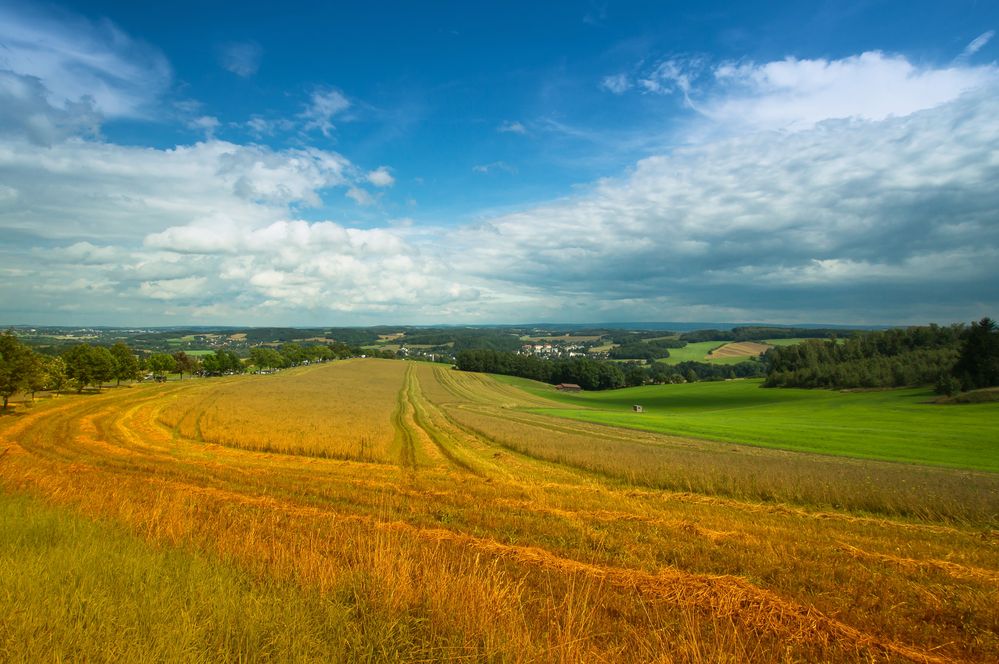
1,358 -> 997,662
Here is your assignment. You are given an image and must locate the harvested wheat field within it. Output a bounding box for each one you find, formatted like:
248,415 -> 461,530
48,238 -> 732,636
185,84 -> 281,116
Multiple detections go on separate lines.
709,341 -> 773,359
1,359 -> 997,663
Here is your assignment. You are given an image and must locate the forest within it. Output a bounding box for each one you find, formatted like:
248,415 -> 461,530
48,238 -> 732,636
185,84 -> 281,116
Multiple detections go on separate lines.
762,320 -> 998,392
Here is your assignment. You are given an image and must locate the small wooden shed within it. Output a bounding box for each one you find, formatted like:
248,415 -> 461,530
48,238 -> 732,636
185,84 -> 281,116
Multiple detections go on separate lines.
556,383 -> 582,392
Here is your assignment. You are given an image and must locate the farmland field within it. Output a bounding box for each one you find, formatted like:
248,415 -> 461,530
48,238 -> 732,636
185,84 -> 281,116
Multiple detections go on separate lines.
654,338 -> 826,365
499,376 -> 999,472
656,340 -> 754,365
709,341 -> 772,358
1,359 -> 997,662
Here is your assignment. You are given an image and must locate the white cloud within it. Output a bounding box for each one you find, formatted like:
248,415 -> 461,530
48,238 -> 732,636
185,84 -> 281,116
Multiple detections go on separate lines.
2,33 -> 998,325
498,120 -> 528,134
346,187 -> 374,206
639,59 -> 698,98
961,30 -> 995,59
188,115 -> 220,138
600,73 -> 630,94
300,88 -> 351,137
139,219 -> 475,314
139,276 -> 208,300
444,87 -> 999,322
0,69 -> 102,145
366,166 -> 395,187
472,161 -> 518,175
705,51 -> 998,132
7,82 -> 998,325
0,3 -> 171,120
0,138 -> 354,242
218,41 -> 262,77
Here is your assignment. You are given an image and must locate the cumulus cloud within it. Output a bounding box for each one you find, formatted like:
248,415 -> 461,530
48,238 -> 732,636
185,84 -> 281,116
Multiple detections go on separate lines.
139,276 -> 208,300
0,70 -> 101,145
706,51 -> 999,132
2,30 -> 998,325
366,166 -> 395,187
7,85 -> 998,324
445,87 -> 999,322
140,219 -> 477,314
218,41 -> 263,77
0,138 -> 355,242
300,88 -> 351,137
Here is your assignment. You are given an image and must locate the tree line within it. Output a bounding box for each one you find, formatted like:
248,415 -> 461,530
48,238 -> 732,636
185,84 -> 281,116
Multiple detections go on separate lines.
679,326 -> 851,343
608,338 -> 687,361
0,331 -> 393,409
454,349 -> 764,390
762,320 -> 998,392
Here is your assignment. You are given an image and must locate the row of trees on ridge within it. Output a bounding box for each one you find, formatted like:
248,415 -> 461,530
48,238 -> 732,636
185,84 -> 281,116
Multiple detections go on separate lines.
0,331 -> 390,408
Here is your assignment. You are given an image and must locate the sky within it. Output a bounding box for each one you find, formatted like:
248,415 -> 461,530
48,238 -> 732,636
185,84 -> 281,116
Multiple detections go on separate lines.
0,0 -> 997,327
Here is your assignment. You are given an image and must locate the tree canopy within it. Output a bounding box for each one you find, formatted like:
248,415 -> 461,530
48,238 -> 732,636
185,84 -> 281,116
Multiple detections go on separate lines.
953,317 -> 999,391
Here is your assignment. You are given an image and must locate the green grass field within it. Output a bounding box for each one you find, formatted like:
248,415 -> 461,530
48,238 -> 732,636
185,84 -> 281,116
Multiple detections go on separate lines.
494,376 -> 999,472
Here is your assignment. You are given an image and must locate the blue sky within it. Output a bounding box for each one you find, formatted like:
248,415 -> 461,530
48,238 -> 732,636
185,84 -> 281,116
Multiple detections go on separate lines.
1,0 -> 997,326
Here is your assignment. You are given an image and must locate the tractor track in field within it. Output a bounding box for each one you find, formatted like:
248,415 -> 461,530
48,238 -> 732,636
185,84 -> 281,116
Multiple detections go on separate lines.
404,368 -> 482,476
392,365 -> 420,471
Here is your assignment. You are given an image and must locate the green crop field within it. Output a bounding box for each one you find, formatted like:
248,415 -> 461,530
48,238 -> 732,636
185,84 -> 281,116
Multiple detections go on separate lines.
495,376 -> 999,472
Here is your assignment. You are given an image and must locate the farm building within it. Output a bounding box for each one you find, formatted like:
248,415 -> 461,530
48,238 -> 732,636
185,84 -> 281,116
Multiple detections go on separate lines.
556,383 -> 582,392
632,405 -> 643,413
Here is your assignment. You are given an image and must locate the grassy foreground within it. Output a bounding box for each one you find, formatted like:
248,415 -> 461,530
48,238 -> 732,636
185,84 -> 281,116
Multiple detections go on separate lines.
0,492 -> 390,662
497,376 -> 999,472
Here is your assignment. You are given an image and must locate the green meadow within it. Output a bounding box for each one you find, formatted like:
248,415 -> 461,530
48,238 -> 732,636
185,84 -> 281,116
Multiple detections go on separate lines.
495,376 -> 999,472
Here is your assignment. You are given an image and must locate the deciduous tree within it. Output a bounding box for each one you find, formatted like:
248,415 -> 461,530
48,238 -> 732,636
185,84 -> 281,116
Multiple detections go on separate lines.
0,330 -> 33,409
110,341 -> 141,386
148,353 -> 177,379
172,351 -> 197,380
